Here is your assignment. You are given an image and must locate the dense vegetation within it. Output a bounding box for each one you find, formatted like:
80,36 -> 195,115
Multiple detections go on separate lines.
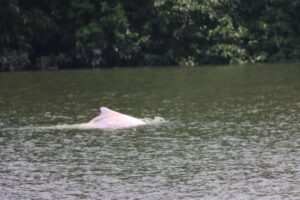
1,0 -> 299,71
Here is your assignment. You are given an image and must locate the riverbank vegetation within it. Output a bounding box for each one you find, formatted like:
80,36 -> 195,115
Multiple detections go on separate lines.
1,0 -> 299,71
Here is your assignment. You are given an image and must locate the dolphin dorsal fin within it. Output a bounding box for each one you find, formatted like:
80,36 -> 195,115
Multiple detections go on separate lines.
100,107 -> 121,118
88,106 -> 146,128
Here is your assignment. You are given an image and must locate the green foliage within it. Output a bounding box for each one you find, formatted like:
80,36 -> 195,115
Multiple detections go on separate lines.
0,50 -> 29,71
206,14 -> 248,64
75,2 -> 140,67
0,0 -> 299,70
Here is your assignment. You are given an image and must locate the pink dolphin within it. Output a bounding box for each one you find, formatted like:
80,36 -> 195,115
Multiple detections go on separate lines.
87,107 -> 146,129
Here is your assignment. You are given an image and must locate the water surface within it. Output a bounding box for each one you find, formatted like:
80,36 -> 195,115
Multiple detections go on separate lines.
1,64 -> 300,199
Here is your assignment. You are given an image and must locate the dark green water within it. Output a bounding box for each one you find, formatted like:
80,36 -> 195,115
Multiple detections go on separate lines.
1,64 -> 300,199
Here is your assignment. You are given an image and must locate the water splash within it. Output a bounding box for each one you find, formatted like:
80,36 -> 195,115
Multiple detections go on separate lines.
142,116 -> 167,125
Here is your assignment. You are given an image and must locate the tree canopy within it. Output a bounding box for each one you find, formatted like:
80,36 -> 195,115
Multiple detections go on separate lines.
0,0 -> 299,70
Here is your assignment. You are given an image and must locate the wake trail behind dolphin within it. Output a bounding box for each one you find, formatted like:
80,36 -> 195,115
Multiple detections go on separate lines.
2,117 -> 166,131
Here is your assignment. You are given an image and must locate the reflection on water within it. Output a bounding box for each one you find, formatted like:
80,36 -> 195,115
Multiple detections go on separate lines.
1,64 -> 300,199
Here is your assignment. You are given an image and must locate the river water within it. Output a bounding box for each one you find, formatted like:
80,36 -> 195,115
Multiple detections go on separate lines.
1,64 -> 300,199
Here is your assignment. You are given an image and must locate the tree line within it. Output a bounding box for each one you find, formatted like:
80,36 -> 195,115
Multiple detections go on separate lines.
0,0 -> 299,71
